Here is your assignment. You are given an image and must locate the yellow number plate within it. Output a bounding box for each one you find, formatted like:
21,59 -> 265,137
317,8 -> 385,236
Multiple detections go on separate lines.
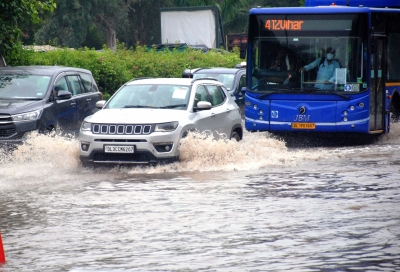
291,123 -> 316,129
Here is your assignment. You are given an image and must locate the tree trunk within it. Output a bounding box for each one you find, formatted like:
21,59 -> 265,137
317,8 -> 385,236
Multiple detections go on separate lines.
106,26 -> 117,51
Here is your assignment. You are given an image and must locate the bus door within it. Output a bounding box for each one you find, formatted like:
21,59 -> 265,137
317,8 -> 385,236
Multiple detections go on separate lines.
369,36 -> 387,132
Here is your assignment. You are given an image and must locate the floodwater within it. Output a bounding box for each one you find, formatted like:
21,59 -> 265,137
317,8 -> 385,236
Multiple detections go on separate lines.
1,124 -> 400,272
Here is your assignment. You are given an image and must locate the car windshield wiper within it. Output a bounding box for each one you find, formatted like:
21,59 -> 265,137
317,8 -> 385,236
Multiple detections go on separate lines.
159,104 -> 187,109
12,97 -> 42,100
123,105 -> 160,108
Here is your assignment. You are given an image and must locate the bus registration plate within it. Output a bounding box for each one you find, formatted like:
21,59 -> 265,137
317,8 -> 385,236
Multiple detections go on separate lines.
291,123 -> 316,129
104,145 -> 135,153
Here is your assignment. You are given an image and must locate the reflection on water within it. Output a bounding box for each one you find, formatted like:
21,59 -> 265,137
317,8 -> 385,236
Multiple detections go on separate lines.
0,124 -> 399,271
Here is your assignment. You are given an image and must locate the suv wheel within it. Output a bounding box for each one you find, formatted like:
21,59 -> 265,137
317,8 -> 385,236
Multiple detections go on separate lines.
230,130 -> 241,142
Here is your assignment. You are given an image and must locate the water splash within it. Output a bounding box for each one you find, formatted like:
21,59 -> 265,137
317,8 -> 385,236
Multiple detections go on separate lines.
2,122 -> 399,183
0,133 -> 89,189
126,131 -> 330,174
379,122 -> 400,144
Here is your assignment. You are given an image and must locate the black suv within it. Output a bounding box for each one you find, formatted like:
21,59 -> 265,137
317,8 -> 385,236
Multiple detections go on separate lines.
182,66 -> 247,115
0,65 -> 102,145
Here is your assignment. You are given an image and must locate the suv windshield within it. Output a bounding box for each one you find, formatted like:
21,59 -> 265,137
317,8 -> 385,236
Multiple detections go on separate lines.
0,75 -> 51,99
107,84 -> 191,109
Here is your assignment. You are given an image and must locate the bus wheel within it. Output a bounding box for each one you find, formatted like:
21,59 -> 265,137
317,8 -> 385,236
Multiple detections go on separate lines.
390,93 -> 400,123
390,112 -> 400,123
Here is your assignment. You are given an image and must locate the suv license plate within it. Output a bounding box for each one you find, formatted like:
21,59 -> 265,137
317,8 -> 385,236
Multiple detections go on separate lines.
104,145 -> 135,153
291,122 -> 316,129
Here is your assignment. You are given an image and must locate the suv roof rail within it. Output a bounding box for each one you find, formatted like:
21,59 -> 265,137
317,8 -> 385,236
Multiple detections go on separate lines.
128,77 -> 155,82
191,77 -> 219,83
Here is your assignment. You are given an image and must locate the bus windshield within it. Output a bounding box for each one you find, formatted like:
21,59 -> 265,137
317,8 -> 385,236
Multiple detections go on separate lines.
248,13 -> 368,94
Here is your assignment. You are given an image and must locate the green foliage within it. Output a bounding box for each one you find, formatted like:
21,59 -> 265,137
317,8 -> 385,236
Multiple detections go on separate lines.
0,0 -> 56,57
8,45 -> 242,99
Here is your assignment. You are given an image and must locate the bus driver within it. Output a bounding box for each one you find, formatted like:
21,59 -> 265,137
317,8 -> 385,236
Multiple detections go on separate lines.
299,47 -> 340,90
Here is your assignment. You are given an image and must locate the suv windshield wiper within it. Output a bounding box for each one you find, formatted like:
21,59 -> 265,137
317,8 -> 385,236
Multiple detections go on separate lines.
123,105 -> 160,108
6,97 -> 42,100
159,104 -> 187,109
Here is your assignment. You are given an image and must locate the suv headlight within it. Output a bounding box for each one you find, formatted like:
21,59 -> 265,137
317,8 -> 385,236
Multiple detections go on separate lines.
155,121 -> 178,132
81,121 -> 92,132
11,109 -> 42,122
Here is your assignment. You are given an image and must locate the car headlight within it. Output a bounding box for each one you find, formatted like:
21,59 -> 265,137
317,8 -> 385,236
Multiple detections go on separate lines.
11,109 -> 42,122
154,121 -> 178,132
81,121 -> 92,132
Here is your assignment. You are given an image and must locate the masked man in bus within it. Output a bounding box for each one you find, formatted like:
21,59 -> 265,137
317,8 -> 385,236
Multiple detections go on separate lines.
299,47 -> 340,90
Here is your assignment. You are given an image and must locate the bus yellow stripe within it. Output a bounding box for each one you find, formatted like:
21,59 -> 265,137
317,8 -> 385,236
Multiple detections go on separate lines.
386,82 -> 400,87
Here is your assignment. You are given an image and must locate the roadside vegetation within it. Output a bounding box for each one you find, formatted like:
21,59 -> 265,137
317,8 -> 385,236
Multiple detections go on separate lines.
1,0 -> 300,99
8,44 -> 242,99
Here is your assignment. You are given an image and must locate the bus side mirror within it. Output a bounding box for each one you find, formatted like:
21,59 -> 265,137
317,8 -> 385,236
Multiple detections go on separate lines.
239,35 -> 247,59
240,47 -> 246,59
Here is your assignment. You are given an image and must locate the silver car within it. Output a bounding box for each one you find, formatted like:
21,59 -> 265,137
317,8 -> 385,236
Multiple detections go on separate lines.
79,78 -> 243,166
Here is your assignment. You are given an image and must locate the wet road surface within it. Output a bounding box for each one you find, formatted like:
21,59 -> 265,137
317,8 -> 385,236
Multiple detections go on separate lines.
1,125 -> 399,271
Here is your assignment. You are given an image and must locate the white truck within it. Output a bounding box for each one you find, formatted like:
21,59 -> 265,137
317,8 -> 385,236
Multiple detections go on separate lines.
160,6 -> 225,50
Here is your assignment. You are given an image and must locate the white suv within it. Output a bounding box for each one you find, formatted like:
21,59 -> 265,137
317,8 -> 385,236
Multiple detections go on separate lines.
79,78 -> 243,166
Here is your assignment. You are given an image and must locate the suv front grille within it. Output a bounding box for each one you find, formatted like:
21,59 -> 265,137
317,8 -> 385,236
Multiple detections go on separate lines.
92,124 -> 154,135
0,114 -> 17,138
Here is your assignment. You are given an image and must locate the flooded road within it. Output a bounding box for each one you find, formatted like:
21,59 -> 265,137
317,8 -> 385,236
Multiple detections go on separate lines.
1,125 -> 399,271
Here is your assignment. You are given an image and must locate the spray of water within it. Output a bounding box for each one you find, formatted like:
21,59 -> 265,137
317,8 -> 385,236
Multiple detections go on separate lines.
379,122 -> 400,144
129,131 -> 330,174
2,122 -> 399,183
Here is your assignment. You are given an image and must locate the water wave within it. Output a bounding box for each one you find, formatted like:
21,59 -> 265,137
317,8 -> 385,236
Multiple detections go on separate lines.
2,122 -> 399,184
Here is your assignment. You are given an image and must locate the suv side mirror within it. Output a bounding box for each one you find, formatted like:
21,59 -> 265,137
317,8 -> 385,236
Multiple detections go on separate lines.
56,90 -> 72,100
240,86 -> 247,94
96,100 -> 106,109
195,101 -> 212,111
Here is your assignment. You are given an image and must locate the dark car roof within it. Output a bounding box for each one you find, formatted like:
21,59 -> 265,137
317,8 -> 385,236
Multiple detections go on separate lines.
0,65 -> 92,76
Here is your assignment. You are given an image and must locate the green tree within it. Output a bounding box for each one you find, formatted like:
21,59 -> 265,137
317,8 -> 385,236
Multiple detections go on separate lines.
219,0 -> 249,34
35,0 -> 135,50
0,0 -> 56,57
119,0 -> 175,48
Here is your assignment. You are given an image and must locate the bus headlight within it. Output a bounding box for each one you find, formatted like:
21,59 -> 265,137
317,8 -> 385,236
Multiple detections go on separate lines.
343,111 -> 348,116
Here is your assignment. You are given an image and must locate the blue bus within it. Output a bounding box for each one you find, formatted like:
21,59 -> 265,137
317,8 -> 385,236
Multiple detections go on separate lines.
242,0 -> 400,138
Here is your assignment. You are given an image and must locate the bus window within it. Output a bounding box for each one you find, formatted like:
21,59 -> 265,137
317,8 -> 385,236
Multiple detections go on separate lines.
248,13 -> 368,94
